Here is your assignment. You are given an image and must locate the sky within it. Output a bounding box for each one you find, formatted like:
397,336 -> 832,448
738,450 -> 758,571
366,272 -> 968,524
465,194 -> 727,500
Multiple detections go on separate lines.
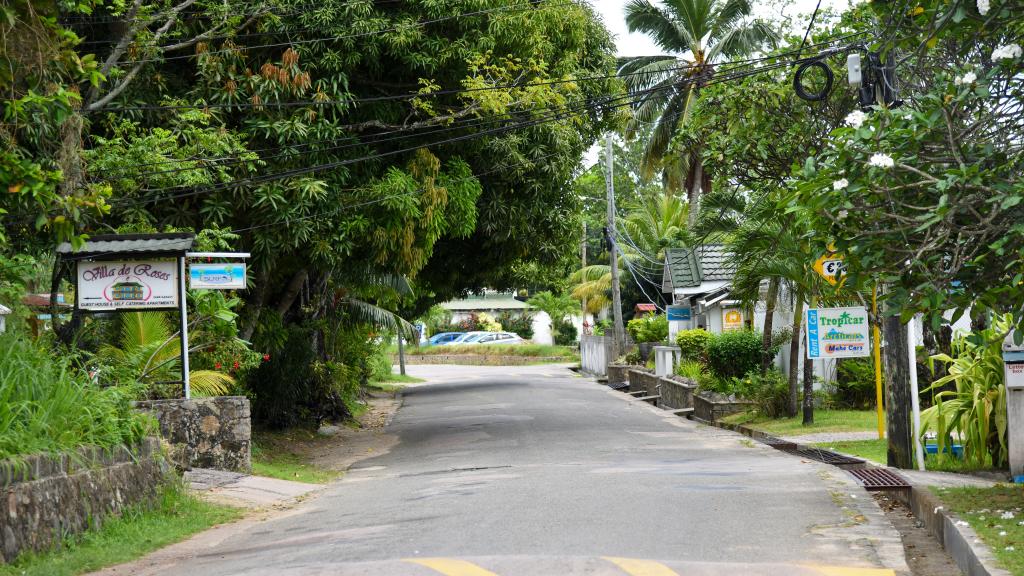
588,0 -> 854,57
580,0 -> 854,166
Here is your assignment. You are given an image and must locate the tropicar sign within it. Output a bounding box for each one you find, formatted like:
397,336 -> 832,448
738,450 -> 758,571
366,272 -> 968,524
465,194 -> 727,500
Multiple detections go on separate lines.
805,306 -> 871,359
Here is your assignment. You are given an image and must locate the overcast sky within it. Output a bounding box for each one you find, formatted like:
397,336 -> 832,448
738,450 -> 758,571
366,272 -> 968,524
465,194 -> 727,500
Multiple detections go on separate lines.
588,0 -> 854,57
580,0 -> 853,166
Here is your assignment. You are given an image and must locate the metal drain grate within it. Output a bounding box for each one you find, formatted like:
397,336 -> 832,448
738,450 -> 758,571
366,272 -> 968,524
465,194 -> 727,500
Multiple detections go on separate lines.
847,468 -> 911,490
758,436 -> 798,451
607,381 -> 630,390
787,447 -> 864,466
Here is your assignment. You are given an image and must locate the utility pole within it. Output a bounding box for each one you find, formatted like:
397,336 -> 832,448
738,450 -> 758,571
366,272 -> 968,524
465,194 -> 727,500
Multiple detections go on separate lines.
605,134 -> 625,358
581,221 -> 588,329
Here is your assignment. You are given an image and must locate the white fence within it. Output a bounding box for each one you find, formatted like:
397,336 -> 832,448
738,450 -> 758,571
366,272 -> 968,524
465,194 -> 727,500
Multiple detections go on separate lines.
580,335 -> 612,376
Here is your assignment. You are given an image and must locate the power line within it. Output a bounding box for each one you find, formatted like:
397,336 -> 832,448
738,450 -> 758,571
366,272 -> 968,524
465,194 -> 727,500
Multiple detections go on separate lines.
112,1 -> 579,66
111,82 -> 671,207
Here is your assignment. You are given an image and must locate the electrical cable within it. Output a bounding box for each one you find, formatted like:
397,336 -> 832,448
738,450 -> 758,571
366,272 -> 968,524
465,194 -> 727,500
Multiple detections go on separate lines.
110,81 -> 674,207
112,1 -> 579,66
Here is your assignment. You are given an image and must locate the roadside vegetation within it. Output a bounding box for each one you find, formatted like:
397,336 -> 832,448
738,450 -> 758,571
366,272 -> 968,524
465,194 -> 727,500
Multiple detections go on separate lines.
0,483 -> 241,576
932,485 -> 1024,575
251,429 -> 341,484
722,410 -> 878,437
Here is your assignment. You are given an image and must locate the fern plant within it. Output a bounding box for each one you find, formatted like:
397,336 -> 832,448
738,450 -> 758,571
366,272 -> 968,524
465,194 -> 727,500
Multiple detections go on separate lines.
921,314 -> 1010,469
96,312 -> 233,397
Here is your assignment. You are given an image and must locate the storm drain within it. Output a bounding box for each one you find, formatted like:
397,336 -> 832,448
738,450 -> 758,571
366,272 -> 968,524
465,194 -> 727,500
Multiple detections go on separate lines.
607,381 -> 630,391
847,468 -> 912,491
757,435 -> 798,451
779,447 -> 865,467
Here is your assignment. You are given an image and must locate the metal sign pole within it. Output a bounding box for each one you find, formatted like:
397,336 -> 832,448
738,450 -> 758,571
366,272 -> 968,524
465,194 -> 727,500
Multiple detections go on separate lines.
178,255 -> 190,399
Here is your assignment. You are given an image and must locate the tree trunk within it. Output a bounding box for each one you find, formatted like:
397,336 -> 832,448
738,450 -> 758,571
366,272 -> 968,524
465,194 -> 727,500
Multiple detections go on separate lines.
802,334 -> 815,425
787,288 -> 805,417
883,312 -> 914,469
761,277 -> 780,375
687,158 -> 703,228
275,268 -> 309,317
240,266 -> 270,341
970,306 -> 989,332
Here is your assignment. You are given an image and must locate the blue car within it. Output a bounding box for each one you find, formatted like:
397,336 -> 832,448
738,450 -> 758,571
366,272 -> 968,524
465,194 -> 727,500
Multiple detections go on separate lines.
429,332 -> 464,345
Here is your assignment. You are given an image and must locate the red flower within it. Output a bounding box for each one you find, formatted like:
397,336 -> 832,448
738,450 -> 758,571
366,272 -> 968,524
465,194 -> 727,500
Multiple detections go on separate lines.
215,362 -> 222,370
262,354 -> 270,361
232,361 -> 240,370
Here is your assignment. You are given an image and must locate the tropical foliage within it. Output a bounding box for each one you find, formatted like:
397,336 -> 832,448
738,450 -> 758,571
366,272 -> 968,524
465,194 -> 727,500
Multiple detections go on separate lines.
921,315 -> 1011,469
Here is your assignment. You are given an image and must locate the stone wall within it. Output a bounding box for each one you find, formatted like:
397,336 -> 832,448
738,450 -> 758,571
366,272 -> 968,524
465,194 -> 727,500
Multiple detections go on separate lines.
659,376 -> 697,410
693,391 -> 755,422
627,369 -> 662,395
0,438 -> 164,563
135,396 -> 251,473
607,364 -> 642,386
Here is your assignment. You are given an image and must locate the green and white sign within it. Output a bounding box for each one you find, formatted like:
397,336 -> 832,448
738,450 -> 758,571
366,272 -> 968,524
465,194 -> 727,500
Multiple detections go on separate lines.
806,306 -> 870,359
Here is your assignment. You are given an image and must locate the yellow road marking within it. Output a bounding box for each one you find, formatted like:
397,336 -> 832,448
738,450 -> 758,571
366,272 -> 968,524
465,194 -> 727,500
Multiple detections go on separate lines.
602,556 -> 680,576
808,566 -> 896,576
402,558 -> 499,576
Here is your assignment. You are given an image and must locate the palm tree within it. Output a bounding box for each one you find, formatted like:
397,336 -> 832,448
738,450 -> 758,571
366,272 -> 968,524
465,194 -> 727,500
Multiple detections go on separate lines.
619,0 -> 777,226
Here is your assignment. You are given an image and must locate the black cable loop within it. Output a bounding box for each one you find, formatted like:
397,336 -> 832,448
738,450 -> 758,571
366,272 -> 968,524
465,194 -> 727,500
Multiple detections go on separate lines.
793,59 -> 834,102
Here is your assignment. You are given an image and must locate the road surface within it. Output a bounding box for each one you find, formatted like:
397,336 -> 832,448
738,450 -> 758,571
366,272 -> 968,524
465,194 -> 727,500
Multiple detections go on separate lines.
116,364 -> 910,576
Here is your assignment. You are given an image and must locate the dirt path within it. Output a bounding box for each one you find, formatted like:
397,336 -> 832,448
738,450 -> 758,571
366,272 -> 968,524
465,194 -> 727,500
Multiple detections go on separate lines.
306,392 -> 402,472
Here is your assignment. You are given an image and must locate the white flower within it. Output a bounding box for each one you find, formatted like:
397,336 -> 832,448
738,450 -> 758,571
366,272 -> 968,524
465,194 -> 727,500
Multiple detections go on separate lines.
845,110 -> 868,129
999,531 -> 1008,536
869,153 -> 895,169
977,0 -> 990,14
1007,546 -> 1017,552
838,209 -> 849,220
833,178 -> 849,190
956,71 -> 978,85
1001,511 -> 1015,520
993,44 -> 1023,61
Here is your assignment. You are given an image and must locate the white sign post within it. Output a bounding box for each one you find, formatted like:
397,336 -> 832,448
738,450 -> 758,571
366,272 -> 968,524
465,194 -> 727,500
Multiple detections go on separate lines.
805,306 -> 871,359
1003,333 -> 1024,479
76,260 -> 179,310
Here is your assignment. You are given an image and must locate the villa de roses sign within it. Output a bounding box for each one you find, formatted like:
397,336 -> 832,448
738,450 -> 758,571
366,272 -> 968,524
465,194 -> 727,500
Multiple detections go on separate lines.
76,260 -> 179,311
805,306 -> 870,359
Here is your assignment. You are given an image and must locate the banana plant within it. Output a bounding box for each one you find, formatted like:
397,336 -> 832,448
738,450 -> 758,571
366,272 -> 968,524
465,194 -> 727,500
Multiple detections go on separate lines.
921,314 -> 1010,468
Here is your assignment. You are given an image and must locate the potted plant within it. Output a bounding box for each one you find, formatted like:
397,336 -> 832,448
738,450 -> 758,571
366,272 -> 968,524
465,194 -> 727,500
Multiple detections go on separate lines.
626,313 -> 669,362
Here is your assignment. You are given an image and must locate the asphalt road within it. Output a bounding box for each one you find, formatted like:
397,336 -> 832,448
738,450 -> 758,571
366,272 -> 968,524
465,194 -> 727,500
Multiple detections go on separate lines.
133,364 -> 910,576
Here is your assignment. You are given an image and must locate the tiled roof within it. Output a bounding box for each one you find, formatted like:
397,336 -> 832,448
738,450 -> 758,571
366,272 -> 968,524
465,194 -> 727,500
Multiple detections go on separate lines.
57,233 -> 195,256
662,244 -> 734,292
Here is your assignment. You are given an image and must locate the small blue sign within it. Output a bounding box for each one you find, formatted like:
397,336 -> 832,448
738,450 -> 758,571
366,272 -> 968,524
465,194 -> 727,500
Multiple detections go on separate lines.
807,309 -> 820,358
667,306 -> 691,321
189,263 -> 246,290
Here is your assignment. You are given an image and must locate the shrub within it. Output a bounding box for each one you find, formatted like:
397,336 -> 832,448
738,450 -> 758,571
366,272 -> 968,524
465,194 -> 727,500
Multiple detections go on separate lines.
833,357 -> 876,409
675,329 -> 711,361
675,360 -> 704,381
553,319 -> 577,346
705,330 -> 765,380
626,313 -> 668,343
0,331 -> 151,460
497,311 -> 534,340
922,314 -> 1012,468
743,369 -> 789,417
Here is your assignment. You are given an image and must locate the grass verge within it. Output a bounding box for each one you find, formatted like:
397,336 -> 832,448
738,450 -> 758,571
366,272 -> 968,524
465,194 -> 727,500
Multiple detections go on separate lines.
251,428 -> 341,484
721,409 -> 879,436
0,482 -> 241,576
813,438 -> 887,464
932,485 -> 1024,575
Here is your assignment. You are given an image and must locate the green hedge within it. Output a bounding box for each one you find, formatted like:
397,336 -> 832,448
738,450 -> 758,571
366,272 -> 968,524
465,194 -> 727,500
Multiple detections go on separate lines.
705,330 -> 765,380
675,329 -> 711,361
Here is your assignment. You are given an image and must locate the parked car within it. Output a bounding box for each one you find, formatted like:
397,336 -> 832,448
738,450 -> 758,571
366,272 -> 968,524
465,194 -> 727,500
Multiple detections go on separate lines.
449,331 -> 489,344
474,332 -> 524,345
428,332 -> 464,346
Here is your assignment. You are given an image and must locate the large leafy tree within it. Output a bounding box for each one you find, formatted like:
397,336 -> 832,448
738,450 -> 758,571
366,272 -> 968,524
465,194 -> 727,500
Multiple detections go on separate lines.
618,0 -> 776,225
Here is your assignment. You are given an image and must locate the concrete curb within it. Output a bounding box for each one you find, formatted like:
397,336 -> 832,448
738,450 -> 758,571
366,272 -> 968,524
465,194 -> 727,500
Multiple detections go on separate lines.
896,486 -> 1011,576
696,416 -> 1011,576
